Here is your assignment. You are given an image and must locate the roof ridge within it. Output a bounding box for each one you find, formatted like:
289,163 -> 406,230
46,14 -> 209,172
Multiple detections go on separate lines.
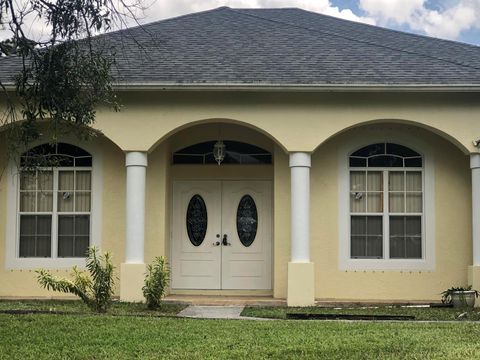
228,7 -> 480,72
270,7 -> 480,51
93,6 -> 231,40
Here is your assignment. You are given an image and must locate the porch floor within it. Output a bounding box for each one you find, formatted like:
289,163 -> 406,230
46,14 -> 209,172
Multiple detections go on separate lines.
164,295 -> 437,307
163,295 -> 286,306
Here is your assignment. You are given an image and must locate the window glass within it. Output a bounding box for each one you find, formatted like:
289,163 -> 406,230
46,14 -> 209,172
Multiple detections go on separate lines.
350,142 -> 422,168
19,215 -> 52,257
351,216 -> 383,258
236,195 -> 258,247
389,216 -> 422,259
350,171 -> 366,213
349,143 -> 423,260
367,171 -> 383,213
173,141 -> 272,165
58,215 -> 90,257
18,144 -> 92,258
186,195 -> 208,246
21,143 -> 92,167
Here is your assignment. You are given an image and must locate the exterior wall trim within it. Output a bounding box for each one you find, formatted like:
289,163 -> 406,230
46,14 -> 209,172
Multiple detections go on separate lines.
4,84 -> 480,92
112,84 -> 480,92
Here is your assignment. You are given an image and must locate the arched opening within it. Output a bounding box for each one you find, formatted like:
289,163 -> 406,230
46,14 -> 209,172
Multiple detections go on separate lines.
152,122 -> 275,293
309,120 -> 469,300
313,119 -> 470,155
148,118 -> 287,154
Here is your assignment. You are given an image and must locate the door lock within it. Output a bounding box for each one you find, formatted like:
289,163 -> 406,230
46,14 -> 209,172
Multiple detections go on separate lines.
222,234 -> 231,246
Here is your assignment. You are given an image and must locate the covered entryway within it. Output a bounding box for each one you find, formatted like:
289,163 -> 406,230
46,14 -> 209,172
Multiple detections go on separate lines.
172,180 -> 272,290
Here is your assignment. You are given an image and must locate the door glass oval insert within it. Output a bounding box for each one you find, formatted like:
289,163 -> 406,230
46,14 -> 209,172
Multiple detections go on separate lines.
186,194 -> 208,246
237,195 -> 258,247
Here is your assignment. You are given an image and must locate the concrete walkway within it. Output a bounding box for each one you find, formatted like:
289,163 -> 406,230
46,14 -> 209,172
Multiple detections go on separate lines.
177,305 -> 272,320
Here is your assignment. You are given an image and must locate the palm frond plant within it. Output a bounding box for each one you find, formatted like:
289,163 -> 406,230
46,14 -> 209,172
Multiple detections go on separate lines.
36,246 -> 115,313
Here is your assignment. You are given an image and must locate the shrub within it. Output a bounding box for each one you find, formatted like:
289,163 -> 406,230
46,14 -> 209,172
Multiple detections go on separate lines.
143,256 -> 170,309
441,285 -> 479,304
36,246 -> 115,313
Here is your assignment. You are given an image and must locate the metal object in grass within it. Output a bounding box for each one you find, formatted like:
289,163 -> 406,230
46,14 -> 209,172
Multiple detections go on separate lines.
286,313 -> 415,321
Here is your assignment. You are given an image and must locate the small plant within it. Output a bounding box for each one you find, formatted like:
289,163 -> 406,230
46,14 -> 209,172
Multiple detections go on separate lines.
36,246 -> 115,313
143,256 -> 170,309
441,285 -> 479,306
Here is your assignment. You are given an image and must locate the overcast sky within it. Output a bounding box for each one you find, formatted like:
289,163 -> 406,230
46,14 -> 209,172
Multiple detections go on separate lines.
136,0 -> 480,45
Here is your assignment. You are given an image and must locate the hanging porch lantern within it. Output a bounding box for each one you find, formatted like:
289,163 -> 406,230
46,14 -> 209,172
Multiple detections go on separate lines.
213,140 -> 226,165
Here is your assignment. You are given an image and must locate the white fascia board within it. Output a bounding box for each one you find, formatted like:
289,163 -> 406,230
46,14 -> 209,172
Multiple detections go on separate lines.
3,82 -> 480,92
109,83 -> 480,92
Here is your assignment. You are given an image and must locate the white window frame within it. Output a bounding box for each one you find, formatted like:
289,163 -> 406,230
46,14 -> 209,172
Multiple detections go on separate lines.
338,131 -> 435,271
5,139 -> 103,269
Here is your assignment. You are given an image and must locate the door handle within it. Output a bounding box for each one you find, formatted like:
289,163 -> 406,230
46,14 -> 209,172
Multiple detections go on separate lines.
222,234 -> 231,246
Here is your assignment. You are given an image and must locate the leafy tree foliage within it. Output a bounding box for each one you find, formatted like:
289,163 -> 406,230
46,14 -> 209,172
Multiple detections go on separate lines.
0,0 -> 142,162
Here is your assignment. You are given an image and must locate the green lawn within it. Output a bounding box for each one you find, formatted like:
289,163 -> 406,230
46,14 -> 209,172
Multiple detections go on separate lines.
241,305 -> 480,321
0,299 -> 185,317
1,313 -> 480,359
1,301 -> 480,359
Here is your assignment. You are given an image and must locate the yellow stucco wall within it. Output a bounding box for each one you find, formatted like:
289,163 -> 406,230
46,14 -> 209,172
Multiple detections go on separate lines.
310,124 -> 471,301
0,90 -> 477,301
273,147 -> 290,298
0,134 -> 126,297
93,91 -> 480,154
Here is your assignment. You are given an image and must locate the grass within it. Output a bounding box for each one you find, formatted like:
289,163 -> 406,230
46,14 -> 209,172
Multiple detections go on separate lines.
241,305 -> 480,321
0,299 -> 185,317
1,313 -> 480,359
1,301 -> 480,359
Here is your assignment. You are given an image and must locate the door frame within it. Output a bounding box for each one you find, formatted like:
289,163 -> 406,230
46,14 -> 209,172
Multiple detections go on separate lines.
169,178 -> 274,293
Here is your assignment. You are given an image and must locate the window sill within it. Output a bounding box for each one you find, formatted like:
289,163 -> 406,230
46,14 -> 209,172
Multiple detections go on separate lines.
340,258 -> 434,271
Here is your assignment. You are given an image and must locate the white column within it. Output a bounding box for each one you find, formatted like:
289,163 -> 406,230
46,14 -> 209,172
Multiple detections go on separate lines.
289,152 -> 311,262
125,151 -> 148,264
471,154 -> 480,266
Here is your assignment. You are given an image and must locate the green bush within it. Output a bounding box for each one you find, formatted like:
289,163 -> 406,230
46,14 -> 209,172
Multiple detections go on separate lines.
143,256 -> 170,309
441,285 -> 480,304
36,246 -> 115,313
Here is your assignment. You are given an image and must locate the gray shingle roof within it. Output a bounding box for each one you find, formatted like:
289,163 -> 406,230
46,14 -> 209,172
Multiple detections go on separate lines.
2,6 -> 480,87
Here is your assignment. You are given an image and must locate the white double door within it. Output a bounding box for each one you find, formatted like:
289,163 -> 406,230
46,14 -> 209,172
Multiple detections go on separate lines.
172,181 -> 272,290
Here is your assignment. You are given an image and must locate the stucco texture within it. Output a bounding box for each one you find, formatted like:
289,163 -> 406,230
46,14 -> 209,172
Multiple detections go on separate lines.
0,90 -> 477,302
0,134 -> 126,297
310,124 -> 471,301
94,91 -> 479,155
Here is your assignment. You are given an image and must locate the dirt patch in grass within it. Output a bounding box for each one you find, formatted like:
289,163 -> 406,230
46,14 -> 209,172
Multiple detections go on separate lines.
242,305 -> 480,321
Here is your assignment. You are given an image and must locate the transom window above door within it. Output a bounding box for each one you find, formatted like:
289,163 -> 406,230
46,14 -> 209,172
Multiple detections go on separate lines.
349,143 -> 423,260
18,143 -> 92,259
173,141 -> 272,165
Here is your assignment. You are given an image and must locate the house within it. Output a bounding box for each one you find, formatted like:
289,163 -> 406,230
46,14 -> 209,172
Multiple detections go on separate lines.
1,6 -> 480,306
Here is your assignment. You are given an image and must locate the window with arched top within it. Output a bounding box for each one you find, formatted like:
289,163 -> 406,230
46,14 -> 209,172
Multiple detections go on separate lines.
18,143 -> 92,258
172,141 -> 272,165
349,143 -> 423,260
